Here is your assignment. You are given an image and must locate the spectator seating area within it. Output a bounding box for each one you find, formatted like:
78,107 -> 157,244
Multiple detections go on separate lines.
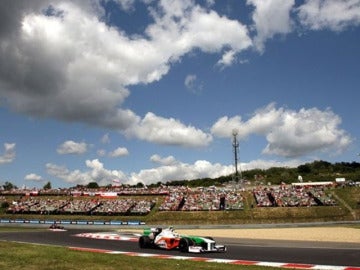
5,198 -> 156,216
158,186 -> 244,211
253,184 -> 337,207
0,183 -> 340,216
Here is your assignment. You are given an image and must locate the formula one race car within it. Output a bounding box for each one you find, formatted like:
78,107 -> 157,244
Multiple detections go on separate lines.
49,223 -> 65,231
138,227 -> 226,253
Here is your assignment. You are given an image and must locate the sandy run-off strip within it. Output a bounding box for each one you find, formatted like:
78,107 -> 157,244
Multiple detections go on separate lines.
174,227 -> 359,243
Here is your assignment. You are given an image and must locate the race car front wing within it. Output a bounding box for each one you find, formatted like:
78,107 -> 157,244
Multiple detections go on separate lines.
188,244 -> 227,253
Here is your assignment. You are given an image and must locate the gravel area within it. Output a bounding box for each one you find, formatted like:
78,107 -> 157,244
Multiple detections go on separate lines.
176,227 -> 360,243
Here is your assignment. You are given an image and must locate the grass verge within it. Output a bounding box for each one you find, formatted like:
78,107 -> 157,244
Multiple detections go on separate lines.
0,241 -> 279,270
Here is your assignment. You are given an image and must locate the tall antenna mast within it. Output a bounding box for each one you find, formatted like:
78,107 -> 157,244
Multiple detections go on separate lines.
232,129 -> 242,182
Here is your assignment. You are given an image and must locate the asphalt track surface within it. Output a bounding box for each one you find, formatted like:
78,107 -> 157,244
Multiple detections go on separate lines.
0,228 -> 359,268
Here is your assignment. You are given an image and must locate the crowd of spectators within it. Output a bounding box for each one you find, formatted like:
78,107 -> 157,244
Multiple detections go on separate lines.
0,182 -> 343,216
158,186 -> 244,211
5,197 -> 156,216
91,198 -> 156,215
253,184 -> 337,207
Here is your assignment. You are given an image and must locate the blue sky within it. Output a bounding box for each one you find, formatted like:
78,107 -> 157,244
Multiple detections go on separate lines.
0,0 -> 359,189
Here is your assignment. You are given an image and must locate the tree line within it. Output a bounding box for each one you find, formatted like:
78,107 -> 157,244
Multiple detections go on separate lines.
158,160 -> 360,188
2,160 -> 360,191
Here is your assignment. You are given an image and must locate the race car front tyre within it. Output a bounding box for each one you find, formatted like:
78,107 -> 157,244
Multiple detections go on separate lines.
179,237 -> 193,252
139,236 -> 151,248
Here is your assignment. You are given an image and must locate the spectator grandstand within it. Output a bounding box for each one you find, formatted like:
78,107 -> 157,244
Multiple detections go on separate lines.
253,184 -> 337,207
5,197 -> 156,216
0,182 -> 341,216
158,186 -> 244,211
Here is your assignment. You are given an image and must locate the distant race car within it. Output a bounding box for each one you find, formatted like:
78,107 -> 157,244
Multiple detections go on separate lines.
138,227 -> 226,253
49,223 -> 65,231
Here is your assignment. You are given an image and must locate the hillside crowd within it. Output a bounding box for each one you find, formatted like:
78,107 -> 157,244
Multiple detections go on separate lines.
253,184 -> 337,207
158,186 -> 244,211
5,197 -> 156,216
0,183 -> 340,216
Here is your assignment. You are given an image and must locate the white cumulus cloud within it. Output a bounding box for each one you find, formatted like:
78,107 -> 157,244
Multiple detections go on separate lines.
57,140 -> 87,155
124,112 -> 213,147
46,159 -> 128,186
247,0 -> 295,51
150,154 -> 178,166
128,159 -> 234,186
298,0 -> 360,31
216,50 -> 237,68
109,147 -> 129,157
0,143 -> 16,164
211,103 -> 352,158
25,173 -> 44,182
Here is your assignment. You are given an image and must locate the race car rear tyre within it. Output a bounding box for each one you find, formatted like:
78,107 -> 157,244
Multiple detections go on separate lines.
179,237 -> 193,252
139,236 -> 151,248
